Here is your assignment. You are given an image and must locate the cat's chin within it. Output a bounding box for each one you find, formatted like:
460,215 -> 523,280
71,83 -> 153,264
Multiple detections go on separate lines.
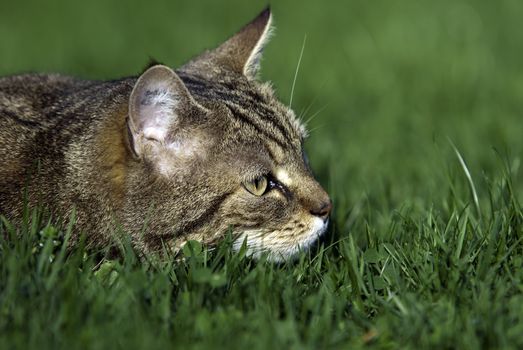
232,217 -> 329,262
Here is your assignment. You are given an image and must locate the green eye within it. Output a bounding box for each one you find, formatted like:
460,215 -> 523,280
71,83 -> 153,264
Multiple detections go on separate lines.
243,176 -> 268,196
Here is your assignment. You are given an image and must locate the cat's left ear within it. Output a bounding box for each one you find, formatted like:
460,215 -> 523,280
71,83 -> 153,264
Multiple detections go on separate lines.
127,65 -> 207,158
191,7 -> 273,79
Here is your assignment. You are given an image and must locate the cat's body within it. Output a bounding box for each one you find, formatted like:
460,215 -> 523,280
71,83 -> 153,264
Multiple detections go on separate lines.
0,9 -> 331,261
1,73 -> 139,248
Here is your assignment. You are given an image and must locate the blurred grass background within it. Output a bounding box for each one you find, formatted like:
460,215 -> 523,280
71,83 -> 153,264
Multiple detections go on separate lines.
1,0 -> 523,348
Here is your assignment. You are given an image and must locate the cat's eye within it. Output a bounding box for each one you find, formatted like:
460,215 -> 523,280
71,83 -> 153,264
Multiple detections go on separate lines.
243,176 -> 268,196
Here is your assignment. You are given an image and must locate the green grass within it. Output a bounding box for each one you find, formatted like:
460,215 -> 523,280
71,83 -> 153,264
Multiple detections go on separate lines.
1,0 -> 523,348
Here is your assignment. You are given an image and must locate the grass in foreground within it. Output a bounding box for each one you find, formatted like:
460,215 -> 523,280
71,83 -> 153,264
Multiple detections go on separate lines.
1,156 -> 522,349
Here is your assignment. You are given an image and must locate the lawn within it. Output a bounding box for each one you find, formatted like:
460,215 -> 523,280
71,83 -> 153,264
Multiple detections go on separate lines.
1,0 -> 523,348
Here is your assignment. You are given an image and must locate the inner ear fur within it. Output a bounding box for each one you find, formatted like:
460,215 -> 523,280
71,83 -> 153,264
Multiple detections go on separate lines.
127,65 -> 204,156
183,7 -> 273,79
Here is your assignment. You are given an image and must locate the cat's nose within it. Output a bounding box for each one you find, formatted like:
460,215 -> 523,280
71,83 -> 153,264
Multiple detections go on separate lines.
300,175 -> 332,221
310,199 -> 332,221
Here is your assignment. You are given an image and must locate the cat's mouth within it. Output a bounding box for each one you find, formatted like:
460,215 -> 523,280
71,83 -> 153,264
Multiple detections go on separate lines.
232,216 -> 329,262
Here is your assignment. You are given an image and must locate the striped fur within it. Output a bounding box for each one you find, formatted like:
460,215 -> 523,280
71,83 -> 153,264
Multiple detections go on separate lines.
0,8 -> 331,261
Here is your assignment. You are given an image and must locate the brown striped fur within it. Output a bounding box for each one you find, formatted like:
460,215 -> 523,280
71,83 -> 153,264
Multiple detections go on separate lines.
0,8 -> 331,261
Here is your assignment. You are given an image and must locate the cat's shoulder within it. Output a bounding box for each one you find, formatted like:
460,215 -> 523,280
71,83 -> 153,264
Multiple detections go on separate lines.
0,72 -> 134,112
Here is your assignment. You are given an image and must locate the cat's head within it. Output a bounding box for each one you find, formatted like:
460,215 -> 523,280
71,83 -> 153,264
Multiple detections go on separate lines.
126,8 -> 331,262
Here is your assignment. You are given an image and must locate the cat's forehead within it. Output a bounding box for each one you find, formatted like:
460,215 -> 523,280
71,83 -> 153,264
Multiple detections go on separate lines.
178,71 -> 307,151
220,137 -> 304,182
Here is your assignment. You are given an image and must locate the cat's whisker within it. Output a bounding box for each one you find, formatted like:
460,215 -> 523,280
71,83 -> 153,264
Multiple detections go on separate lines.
298,79 -> 328,122
307,123 -> 326,135
298,98 -> 316,121
289,35 -> 307,109
304,103 -> 329,126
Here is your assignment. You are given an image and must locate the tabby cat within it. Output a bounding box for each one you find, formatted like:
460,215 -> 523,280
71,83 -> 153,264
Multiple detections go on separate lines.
0,8 -> 331,262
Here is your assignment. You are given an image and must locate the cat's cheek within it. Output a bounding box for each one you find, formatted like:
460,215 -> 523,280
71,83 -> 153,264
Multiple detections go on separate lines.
235,192 -> 291,224
301,216 -> 329,249
276,216 -> 328,261
231,216 -> 328,262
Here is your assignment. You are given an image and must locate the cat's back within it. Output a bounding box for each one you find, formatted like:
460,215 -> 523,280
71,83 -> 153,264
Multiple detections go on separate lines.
0,73 -> 89,170
0,72 -> 133,146
0,72 -> 130,187
0,72 -> 134,223
0,73 -> 95,125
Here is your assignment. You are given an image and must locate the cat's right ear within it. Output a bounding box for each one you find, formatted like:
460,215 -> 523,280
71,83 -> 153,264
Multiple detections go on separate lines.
127,65 -> 205,157
184,8 -> 273,79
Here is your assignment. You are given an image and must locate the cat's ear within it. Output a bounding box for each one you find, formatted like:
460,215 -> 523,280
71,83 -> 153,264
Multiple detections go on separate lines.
217,7 -> 272,78
127,64 -> 205,157
188,7 -> 273,79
